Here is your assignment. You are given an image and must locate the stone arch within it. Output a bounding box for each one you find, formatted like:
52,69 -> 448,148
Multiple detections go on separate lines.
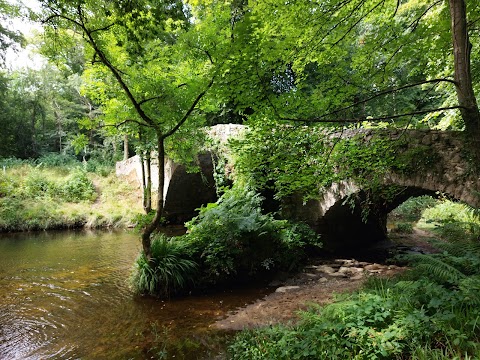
281,130 -> 480,253
283,178 -> 475,254
317,185 -> 439,253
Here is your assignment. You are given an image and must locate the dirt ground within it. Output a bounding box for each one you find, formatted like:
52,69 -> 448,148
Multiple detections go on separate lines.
214,228 -> 436,331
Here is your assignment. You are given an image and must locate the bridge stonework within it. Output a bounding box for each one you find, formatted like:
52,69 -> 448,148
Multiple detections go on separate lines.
282,129 -> 480,252
115,124 -> 244,223
117,126 -> 480,252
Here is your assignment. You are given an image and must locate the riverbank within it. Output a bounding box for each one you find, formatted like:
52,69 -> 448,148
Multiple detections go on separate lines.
214,226 -> 440,331
225,198 -> 480,359
0,164 -> 143,232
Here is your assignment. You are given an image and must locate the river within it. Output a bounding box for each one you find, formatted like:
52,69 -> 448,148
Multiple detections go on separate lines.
0,230 -> 267,359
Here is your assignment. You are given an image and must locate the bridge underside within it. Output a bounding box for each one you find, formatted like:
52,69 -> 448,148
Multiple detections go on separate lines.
163,153 -> 217,224
282,185 -> 441,255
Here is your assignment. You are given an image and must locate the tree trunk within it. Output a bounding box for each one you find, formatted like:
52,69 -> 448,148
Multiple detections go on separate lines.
123,134 -> 129,161
144,151 -> 152,214
449,0 -> 480,144
141,133 -> 165,261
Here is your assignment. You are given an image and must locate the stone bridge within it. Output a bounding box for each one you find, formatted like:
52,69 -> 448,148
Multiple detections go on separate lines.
282,129 -> 480,252
116,125 -> 480,252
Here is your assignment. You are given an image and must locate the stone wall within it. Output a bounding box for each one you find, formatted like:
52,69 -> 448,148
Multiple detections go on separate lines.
115,124 -> 246,223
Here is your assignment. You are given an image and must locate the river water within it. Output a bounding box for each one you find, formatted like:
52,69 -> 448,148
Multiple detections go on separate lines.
0,230 -> 267,359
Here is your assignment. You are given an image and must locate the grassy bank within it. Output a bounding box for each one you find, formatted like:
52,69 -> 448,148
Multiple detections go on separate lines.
228,198 -> 480,359
0,160 -> 143,232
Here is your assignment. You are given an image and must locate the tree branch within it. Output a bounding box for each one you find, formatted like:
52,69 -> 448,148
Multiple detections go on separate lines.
408,0 -> 442,32
163,77 -> 215,138
331,0 -> 385,48
103,118 -> 150,128
278,106 -> 464,124
315,78 -> 457,120
90,23 -> 116,34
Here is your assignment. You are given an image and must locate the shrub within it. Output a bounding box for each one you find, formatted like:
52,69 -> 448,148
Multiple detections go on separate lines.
420,200 -> 480,242
0,172 -> 19,198
23,171 -> 57,199
84,159 -> 114,176
229,222 -> 480,360
391,221 -> 414,233
131,234 -> 198,297
35,153 -> 78,167
60,170 -> 97,202
185,185 -> 321,285
0,157 -> 30,168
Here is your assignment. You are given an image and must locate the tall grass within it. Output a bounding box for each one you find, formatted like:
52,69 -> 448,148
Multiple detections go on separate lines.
131,234 -> 198,297
0,162 -> 142,231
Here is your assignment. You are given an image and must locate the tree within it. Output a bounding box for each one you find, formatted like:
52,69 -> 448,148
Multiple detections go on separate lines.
449,0 -> 480,143
0,0 -> 25,67
40,0 -> 215,259
210,0 -> 480,144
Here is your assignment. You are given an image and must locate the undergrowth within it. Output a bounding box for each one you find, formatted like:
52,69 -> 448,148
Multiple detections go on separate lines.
131,185 -> 322,297
228,199 -> 480,359
0,161 -> 142,231
131,234 -> 198,297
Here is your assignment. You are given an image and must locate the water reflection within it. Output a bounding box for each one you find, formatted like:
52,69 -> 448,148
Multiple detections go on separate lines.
0,230 -> 266,359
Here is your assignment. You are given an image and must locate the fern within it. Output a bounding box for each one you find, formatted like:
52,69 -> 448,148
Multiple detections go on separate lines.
429,239 -> 480,258
407,253 -> 467,285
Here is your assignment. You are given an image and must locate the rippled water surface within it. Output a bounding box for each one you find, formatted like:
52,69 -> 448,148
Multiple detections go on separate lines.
0,230 -> 266,359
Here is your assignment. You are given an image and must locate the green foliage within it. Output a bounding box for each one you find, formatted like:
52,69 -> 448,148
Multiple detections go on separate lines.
230,276 -> 480,360
60,170 -> 97,202
229,201 -> 480,359
131,234 -> 198,297
36,153 -> 78,167
0,164 -> 142,232
420,200 -> 480,242
332,135 -> 400,189
390,196 -> 437,222
0,157 -> 29,168
232,125 -> 437,206
230,124 -> 337,201
184,185 -> 321,285
83,159 -> 113,177
24,171 -> 58,198
391,222 -> 414,234
394,145 -> 439,175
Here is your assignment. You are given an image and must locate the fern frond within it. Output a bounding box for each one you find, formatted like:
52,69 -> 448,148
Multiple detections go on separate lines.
408,253 -> 467,285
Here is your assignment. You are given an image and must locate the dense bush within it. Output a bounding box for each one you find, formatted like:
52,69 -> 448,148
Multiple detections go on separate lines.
35,153 -> 78,167
24,171 -> 58,198
82,157 -> 115,177
131,234 -> 198,297
0,172 -> 19,197
60,170 -> 97,202
420,200 -> 480,242
184,185 -> 322,285
0,157 -> 30,168
390,195 -> 437,222
131,186 -> 322,296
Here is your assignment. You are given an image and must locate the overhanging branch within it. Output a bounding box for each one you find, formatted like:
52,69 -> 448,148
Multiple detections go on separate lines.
316,78 -> 457,120
279,106 -> 464,124
163,77 -> 215,139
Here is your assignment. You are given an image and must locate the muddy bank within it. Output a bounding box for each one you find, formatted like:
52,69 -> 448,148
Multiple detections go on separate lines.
215,258 -> 406,330
214,228 -> 438,331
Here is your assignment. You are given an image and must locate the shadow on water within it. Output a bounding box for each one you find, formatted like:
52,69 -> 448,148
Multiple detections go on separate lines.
0,230 -> 270,359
